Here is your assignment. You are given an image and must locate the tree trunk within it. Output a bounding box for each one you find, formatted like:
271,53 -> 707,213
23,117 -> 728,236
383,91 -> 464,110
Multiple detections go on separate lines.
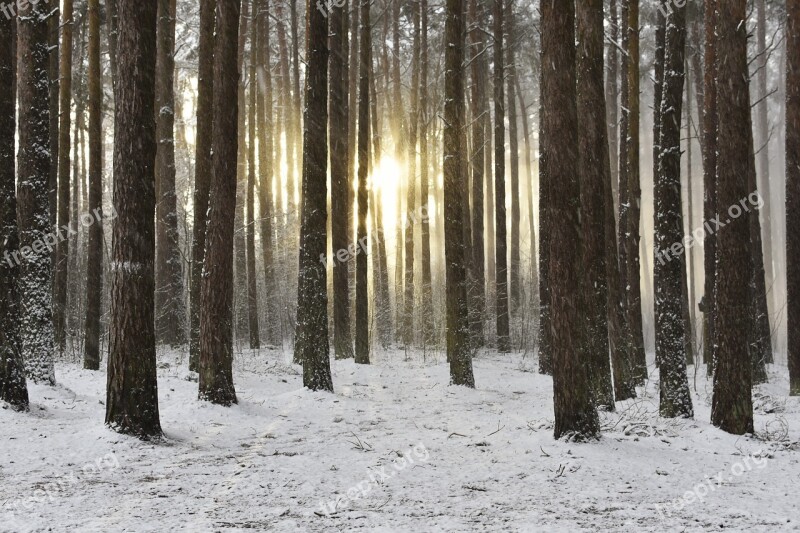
576,0 -> 614,410
655,0 -> 693,419
493,0 -> 510,353
330,0 -> 353,360
233,0 -> 250,344
106,0 -> 161,437
355,0 -> 371,365
607,0 -> 620,217
0,13 -> 28,410
542,0 -> 599,440
711,0 -> 755,435
198,0 -> 242,406
17,0 -> 56,386
788,0 -> 800,396
189,0 -> 216,371
295,0 -> 334,391
84,0 -> 103,371
443,0 -> 475,386
155,0 -> 185,347
246,0 -> 261,350
419,0 -> 434,348
506,0 -> 520,317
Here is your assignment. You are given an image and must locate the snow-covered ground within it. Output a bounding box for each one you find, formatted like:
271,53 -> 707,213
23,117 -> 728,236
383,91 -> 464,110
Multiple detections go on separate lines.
1,347 -> 799,532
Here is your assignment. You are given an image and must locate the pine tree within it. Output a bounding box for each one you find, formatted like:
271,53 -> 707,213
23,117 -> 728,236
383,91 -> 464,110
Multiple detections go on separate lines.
443,0 -> 475,387
506,0 -> 520,315
17,0 -> 56,386
576,0 -> 614,410
83,0 -> 103,371
199,0 -> 242,406
295,0 -> 334,391
106,0 -> 162,438
189,0 -> 216,372
542,0 -> 599,440
0,12 -> 28,410
788,0 -> 800,396
655,0 -> 693,419
419,0 -> 434,348
711,0 -> 754,435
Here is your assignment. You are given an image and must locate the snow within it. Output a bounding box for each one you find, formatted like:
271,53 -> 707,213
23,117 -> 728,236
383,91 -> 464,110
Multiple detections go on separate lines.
1,348 -> 799,532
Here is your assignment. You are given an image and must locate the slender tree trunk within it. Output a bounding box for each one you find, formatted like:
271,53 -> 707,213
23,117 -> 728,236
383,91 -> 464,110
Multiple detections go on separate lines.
106,0 -> 161,438
493,0 -> 510,353
542,0 -> 599,440
0,13 -> 28,410
506,0 -> 520,316
576,0 -> 614,410
54,0 -> 74,354
48,10 -> 58,270
655,0 -> 693,419
233,0 -> 250,344
295,0 -> 334,391
189,0 -> 216,371
607,0 -> 620,217
246,1 -> 261,349
788,0 -> 800,396
355,0 -> 371,365
155,0 -> 185,347
84,0 -> 103,371
290,0 -> 302,203
703,0 -> 719,375
443,0 -> 475,386
199,0 -> 242,406
711,0 -> 755,435
538,67 -> 552,375
419,0 -> 434,348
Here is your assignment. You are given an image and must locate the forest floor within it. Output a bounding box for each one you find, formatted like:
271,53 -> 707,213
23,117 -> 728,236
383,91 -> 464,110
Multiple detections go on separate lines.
1,346 -> 799,532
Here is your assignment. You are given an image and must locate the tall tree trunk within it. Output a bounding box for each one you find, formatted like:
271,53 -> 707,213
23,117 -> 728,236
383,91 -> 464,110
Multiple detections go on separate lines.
246,0 -> 261,350
54,0 -> 74,354
295,0 -> 334,391
275,0 -> 296,209
506,0 -> 520,316
607,0 -> 620,217
655,0 -> 693,419
0,12 -> 28,410
257,0 -> 279,346
711,0 -> 755,435
155,0 -> 185,347
355,0 -> 371,365
17,0 -> 55,386
233,0 -> 250,344
702,0 -> 719,375
419,0 -> 433,348
48,9 -> 58,270
493,0 -> 510,353
443,0 -> 475,386
542,0 -> 599,440
84,0 -> 103,371
576,0 -> 614,410
290,0 -> 302,203
330,0 -> 353,360
106,0 -> 161,437
199,0 -> 242,406
189,0 -> 216,371
788,0 -> 800,396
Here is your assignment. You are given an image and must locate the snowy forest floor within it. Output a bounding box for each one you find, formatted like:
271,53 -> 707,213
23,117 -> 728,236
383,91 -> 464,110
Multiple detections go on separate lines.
1,346 -> 800,532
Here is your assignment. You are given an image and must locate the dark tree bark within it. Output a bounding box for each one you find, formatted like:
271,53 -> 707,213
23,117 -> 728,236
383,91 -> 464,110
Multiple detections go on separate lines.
468,0 -> 487,348
54,0 -> 74,354
105,0 -> 161,438
198,0 -> 242,407
189,0 -> 216,371
655,0 -> 693,419
506,0 -> 520,316
542,0 -> 599,440
233,0 -> 249,344
155,0 -> 185,347
538,73 -> 552,375
493,0 -> 510,353
419,0 -> 434,348
330,0 -> 353,360
246,0 -> 261,350
788,0 -> 800,396
711,0 -> 754,435
0,12 -> 28,410
17,0 -> 55,386
702,0 -> 719,375
443,0 -> 475,386
607,0 -> 620,210
295,0 -> 334,391
47,6 -> 58,272
83,0 -> 103,371
576,0 -> 614,410
355,0 -> 371,365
